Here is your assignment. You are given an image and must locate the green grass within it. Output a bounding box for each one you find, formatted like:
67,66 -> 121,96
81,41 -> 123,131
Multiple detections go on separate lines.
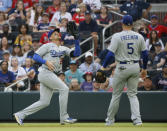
0,123 -> 167,131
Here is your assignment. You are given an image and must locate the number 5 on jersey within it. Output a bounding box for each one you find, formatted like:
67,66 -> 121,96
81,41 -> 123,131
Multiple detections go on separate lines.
127,43 -> 134,54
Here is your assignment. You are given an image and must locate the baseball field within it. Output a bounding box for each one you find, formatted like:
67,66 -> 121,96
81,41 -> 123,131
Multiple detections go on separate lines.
0,123 -> 167,131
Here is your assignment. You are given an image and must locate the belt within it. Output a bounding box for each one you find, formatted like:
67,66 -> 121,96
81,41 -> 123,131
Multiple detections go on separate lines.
119,60 -> 139,64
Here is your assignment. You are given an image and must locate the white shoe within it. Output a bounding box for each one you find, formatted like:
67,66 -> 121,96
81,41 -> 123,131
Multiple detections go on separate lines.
105,119 -> 114,126
14,114 -> 24,125
61,118 -> 77,125
134,122 -> 143,126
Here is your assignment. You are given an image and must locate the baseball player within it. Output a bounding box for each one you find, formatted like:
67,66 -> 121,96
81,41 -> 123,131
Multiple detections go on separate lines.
14,28 -> 80,125
101,15 -> 148,126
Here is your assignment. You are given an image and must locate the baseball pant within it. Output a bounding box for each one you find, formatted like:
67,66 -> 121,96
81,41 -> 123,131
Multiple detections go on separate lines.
106,63 -> 142,123
15,69 -> 69,123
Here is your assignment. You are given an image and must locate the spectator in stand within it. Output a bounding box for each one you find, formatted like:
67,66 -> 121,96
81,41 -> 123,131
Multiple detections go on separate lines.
22,41 -> 32,58
79,52 -> 101,75
83,0 -> 102,13
29,3 -> 44,27
138,25 -> 149,40
65,60 -> 84,87
23,58 -> 36,90
50,2 -> 72,28
0,24 -> 15,46
93,82 -> 105,92
164,13 -> 167,25
31,80 -> 40,91
72,3 -> 87,26
23,58 -> 35,73
138,76 -> 154,91
11,44 -> 25,66
36,13 -> 50,32
0,36 -> 12,60
2,50 -> 12,67
119,0 -> 151,21
146,30 -> 164,52
46,0 -> 61,21
58,71 -> 66,83
118,0 -> 151,31
39,31 -> 49,45
69,79 -> 81,91
8,0 -> 26,25
14,24 -> 32,46
25,7 -> 31,25
12,0 -> 33,11
9,57 -> 27,91
59,18 -> 68,33
96,6 -> 112,29
152,64 -> 167,91
151,42 -> 167,69
0,60 -> 16,91
148,15 -> 167,38
68,0 -> 91,16
79,10 -> 98,56
0,12 -> 11,33
80,71 -> 94,91
0,0 -> 12,14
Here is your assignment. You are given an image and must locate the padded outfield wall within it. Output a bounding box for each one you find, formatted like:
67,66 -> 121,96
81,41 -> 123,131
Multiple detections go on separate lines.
0,92 -> 167,121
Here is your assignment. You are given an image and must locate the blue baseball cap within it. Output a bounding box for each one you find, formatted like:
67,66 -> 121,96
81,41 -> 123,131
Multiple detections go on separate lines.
122,15 -> 133,26
48,28 -> 60,39
151,15 -> 158,19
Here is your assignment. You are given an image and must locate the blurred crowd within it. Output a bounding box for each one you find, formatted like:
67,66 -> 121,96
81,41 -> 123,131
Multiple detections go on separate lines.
0,0 -> 167,92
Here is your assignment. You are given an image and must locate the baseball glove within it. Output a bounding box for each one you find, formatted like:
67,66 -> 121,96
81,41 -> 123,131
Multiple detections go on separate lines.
95,70 -> 107,83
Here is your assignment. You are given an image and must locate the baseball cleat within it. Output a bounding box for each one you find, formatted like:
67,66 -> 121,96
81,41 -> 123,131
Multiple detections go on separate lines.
61,118 -> 77,125
105,120 -> 114,126
14,114 -> 23,125
133,122 -> 143,126
105,118 -> 115,126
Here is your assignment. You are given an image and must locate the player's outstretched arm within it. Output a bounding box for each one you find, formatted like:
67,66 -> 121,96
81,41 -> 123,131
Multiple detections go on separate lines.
73,40 -> 81,57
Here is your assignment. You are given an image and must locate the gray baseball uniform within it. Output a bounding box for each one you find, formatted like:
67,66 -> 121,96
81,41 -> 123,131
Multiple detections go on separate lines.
106,30 -> 146,124
14,42 -> 73,123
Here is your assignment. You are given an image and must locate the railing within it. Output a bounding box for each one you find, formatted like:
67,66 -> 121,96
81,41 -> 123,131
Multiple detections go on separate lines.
72,36 -> 94,61
102,20 -> 121,50
4,76 -> 30,92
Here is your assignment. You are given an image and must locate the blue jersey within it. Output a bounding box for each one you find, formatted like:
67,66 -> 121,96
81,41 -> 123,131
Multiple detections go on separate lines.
0,71 -> 15,84
120,1 -> 150,21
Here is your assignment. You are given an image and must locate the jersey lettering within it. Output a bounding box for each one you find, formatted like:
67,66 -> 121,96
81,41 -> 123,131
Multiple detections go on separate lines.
50,50 -> 66,57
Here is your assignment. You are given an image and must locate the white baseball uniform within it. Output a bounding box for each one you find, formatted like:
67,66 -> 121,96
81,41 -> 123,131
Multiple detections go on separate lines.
106,30 -> 146,124
14,42 -> 73,123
